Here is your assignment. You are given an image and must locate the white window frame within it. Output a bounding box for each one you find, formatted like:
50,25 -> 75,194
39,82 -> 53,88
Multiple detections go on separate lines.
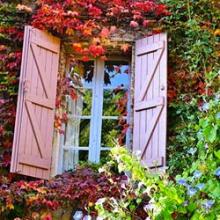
57,57 -> 131,172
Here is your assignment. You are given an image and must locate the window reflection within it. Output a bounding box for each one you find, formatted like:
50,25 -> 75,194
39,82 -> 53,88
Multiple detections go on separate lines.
65,61 -> 94,149
101,119 -> 120,147
104,61 -> 130,88
63,59 -> 131,167
69,61 -> 94,88
102,89 -> 128,116
101,60 -> 130,149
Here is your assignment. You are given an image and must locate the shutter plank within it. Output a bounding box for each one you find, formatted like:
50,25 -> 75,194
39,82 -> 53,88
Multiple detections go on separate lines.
135,97 -> 164,111
19,155 -> 51,169
25,94 -> 54,109
33,42 -> 43,178
31,43 -> 51,98
146,35 -> 154,164
42,48 -> 53,179
141,46 -> 148,157
23,30 -> 36,176
159,34 -> 167,166
133,41 -> 142,152
138,47 -> 164,101
152,34 -> 160,166
136,41 -> 164,56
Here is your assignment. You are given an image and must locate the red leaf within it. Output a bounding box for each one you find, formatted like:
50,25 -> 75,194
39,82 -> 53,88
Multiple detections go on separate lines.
100,27 -> 109,38
88,5 -> 102,17
130,20 -> 139,28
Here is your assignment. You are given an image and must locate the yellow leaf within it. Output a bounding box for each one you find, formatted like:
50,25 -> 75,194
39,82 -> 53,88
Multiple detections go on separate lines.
121,44 -> 130,53
16,4 -> 32,13
36,187 -> 47,194
214,29 -> 220,36
41,212 -> 52,220
32,212 -> 40,220
6,203 -> 14,210
26,195 -> 39,205
66,28 -> 74,36
83,28 -> 92,36
92,37 -> 101,44
215,51 -> 220,57
88,202 -> 94,207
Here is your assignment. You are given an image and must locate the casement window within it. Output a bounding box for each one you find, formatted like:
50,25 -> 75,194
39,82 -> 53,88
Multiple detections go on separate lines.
62,59 -> 131,171
10,26 -> 167,179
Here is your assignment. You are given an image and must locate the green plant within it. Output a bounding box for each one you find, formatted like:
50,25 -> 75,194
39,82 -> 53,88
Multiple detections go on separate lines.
96,147 -> 185,220
175,96 -> 220,219
96,92 -> 220,219
163,0 -> 220,174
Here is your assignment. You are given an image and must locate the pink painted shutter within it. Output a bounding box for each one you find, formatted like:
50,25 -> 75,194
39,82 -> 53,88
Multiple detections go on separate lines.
10,26 -> 60,179
133,33 -> 167,168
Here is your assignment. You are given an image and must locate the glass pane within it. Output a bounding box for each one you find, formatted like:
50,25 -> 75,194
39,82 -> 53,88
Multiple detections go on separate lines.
69,61 -> 94,88
79,119 -> 90,146
81,89 -> 92,115
100,150 -> 111,164
79,151 -> 89,162
103,89 -> 128,116
67,89 -> 92,116
101,119 -> 127,147
65,119 -> 90,147
104,61 -> 130,88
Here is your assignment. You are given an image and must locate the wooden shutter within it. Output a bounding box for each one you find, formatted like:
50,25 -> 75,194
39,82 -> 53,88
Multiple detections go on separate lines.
10,26 -> 60,179
133,33 -> 167,168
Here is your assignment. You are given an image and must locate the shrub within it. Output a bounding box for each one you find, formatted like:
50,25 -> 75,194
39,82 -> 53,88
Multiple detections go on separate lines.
163,0 -> 220,175
96,95 -> 220,219
0,167 -> 126,219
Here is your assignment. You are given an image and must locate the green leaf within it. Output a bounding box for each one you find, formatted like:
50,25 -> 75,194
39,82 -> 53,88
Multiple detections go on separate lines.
214,150 -> 220,160
204,125 -> 217,143
187,202 -> 197,212
191,211 -> 205,220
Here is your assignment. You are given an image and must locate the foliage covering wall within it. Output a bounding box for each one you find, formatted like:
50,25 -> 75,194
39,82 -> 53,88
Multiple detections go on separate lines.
0,0 -> 220,219
0,0 -> 219,175
163,0 -> 220,174
0,0 -> 169,178
0,2 -> 31,179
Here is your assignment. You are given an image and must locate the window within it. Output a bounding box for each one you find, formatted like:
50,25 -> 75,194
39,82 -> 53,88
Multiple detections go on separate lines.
11,26 -> 167,179
62,59 -> 131,171
11,27 -> 167,178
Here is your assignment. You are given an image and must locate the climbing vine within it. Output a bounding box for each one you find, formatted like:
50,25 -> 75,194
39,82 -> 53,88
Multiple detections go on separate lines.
0,3 -> 32,179
0,0 -> 220,219
162,0 -> 220,174
0,0 -> 169,176
31,0 -> 170,136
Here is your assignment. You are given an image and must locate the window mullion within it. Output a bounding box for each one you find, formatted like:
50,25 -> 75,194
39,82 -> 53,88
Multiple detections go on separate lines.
88,59 -> 104,163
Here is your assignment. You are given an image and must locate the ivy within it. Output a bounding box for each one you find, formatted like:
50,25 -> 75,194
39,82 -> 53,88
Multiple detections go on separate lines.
163,0 -> 220,174
0,3 -> 31,178
0,0 -> 219,219
0,0 -> 170,176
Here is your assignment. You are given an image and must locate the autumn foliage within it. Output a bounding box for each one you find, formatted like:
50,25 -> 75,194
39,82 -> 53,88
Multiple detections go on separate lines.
32,0 -> 169,60
0,167 -> 127,219
0,4 -> 31,175
0,0 -> 169,177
